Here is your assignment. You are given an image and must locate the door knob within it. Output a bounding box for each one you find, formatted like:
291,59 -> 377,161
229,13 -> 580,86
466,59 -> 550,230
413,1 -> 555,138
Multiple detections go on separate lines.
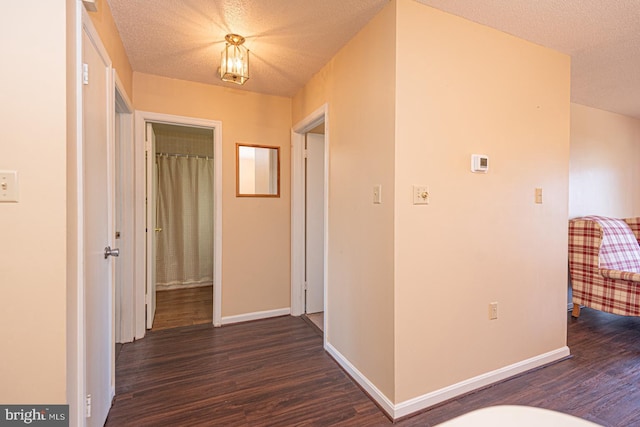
104,246 -> 120,259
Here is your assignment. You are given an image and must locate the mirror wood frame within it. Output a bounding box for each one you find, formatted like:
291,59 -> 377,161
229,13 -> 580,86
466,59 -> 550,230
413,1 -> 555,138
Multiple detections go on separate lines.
236,143 -> 281,197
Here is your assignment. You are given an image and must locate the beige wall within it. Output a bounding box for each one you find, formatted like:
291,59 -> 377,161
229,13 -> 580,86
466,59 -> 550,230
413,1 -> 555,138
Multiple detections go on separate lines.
0,1 -> 68,403
394,1 -> 570,402
292,2 -> 397,399
294,0 -> 570,406
134,73 -> 292,317
0,0 -> 584,414
88,0 -> 133,99
569,103 -> 640,218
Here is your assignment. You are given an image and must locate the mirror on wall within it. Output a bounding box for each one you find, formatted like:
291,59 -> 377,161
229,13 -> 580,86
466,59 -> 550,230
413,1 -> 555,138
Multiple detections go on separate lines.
236,143 -> 280,197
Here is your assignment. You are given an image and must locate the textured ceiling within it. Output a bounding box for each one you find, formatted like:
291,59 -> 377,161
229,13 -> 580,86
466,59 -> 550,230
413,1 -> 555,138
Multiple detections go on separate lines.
107,0 -> 640,118
106,0 -> 388,98
416,0 -> 640,119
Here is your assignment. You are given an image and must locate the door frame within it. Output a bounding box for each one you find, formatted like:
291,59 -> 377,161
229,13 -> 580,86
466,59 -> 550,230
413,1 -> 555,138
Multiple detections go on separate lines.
134,111 -> 223,336
144,122 -> 157,329
70,4 -> 84,423
291,104 -> 329,339
114,71 -> 134,343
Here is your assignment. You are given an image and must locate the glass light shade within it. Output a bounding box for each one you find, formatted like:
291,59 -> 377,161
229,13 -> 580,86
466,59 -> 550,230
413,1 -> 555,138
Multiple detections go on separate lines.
220,34 -> 249,85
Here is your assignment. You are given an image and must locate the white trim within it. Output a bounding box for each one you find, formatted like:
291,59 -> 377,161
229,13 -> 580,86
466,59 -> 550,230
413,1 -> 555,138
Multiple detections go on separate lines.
134,111 -> 223,334
394,346 -> 571,419
81,7 -> 110,71
290,130 -> 305,316
321,117 -> 329,338
71,2 -> 85,425
114,72 -> 133,112
133,113 -> 146,338
144,121 -> 156,329
291,104 -> 330,345
291,103 -> 329,313
114,71 -> 135,344
221,308 -> 291,325
293,104 -> 328,134
325,342 -> 395,417
327,343 -> 570,420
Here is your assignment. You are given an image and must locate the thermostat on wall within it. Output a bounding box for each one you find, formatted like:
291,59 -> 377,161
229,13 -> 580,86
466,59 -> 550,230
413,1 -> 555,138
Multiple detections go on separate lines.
471,154 -> 489,173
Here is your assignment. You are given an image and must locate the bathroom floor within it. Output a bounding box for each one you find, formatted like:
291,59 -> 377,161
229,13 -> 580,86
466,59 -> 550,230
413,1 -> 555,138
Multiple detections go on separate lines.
152,285 -> 213,331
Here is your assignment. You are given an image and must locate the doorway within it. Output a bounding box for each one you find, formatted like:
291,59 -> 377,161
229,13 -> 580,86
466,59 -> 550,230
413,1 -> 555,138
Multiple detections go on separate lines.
149,122 -> 215,330
305,128 -> 325,331
291,104 -> 328,339
134,111 -> 223,336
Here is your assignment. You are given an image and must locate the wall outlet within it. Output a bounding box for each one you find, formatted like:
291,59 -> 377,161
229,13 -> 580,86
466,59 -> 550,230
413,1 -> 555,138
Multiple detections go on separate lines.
489,302 -> 498,320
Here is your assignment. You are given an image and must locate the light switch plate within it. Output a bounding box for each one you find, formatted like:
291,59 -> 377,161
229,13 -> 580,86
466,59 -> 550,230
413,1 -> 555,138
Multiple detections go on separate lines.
413,185 -> 429,205
373,185 -> 382,204
0,170 -> 18,202
489,302 -> 498,320
535,187 -> 543,204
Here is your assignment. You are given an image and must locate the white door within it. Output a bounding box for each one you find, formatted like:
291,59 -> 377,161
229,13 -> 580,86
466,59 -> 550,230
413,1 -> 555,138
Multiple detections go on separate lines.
145,122 -> 157,328
83,29 -> 114,426
114,113 -> 122,343
305,132 -> 325,314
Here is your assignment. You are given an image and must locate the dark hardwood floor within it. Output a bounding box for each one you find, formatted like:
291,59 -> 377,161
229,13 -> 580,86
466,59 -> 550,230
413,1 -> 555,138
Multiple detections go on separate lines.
152,286 -> 213,331
106,308 -> 640,426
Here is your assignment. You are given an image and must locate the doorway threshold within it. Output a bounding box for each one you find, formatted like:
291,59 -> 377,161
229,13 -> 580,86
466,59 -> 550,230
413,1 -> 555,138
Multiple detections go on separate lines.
302,312 -> 324,336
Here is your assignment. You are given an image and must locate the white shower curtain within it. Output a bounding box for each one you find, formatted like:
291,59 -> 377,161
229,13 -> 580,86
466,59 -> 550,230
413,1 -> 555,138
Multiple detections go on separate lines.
156,154 -> 214,290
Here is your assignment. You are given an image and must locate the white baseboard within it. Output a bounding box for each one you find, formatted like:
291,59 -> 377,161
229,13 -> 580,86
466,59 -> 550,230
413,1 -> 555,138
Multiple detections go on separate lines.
325,342 -> 395,418
326,343 -> 571,420
393,346 -> 571,418
221,308 -> 291,325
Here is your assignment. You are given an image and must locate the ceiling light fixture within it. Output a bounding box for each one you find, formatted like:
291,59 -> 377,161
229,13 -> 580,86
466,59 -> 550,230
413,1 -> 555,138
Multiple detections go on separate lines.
220,34 -> 249,85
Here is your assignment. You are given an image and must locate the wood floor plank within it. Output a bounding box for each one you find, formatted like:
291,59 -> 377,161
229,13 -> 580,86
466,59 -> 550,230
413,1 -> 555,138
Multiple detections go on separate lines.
152,286 -> 213,331
106,308 -> 640,426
